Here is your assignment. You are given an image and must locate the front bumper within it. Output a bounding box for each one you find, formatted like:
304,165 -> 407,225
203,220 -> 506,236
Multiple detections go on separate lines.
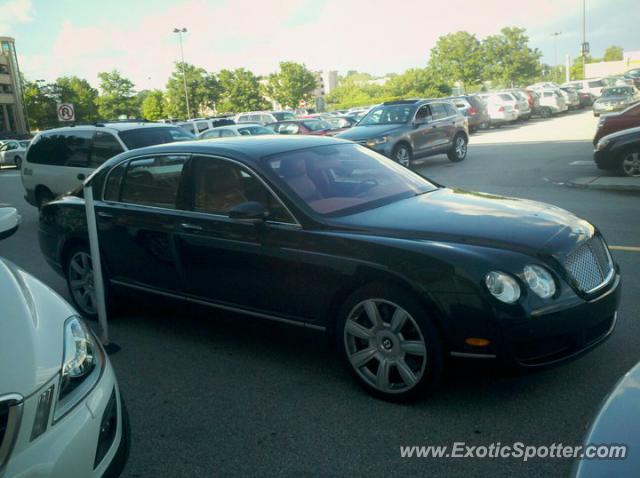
593,103 -> 628,115
450,271 -> 621,367
593,148 -> 618,170
3,359 -> 129,478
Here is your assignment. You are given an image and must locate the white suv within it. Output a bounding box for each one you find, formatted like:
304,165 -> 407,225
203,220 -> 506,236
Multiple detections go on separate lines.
562,79 -> 606,98
537,89 -> 568,116
21,122 -> 193,208
0,205 -> 129,477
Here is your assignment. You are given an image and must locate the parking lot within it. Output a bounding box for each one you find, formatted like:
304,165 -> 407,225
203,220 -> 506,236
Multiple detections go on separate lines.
1,109 -> 639,477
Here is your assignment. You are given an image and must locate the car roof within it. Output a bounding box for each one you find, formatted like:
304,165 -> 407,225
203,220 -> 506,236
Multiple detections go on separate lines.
100,135 -> 350,171
39,122 -> 180,134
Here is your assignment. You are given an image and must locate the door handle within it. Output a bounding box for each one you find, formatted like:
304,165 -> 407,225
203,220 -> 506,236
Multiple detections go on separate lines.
97,211 -> 114,219
180,222 -> 203,232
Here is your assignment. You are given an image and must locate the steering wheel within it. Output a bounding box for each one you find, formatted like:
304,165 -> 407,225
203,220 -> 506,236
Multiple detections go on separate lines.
354,179 -> 379,197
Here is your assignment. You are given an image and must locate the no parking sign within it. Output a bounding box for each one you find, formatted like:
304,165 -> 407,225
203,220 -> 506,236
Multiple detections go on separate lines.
57,103 -> 75,122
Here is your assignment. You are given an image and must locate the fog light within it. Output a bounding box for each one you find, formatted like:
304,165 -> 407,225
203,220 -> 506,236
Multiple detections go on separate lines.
465,338 -> 490,347
31,385 -> 54,441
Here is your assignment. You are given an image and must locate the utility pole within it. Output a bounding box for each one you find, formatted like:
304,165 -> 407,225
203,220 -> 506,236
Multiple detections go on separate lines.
552,32 -> 562,83
582,0 -> 587,79
173,27 -> 191,120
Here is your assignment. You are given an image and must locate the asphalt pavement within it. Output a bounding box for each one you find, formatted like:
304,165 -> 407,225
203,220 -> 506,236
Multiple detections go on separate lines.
1,109 -> 639,477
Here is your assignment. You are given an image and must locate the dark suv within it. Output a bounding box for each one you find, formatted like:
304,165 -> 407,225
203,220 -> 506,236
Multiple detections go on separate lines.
336,99 -> 469,167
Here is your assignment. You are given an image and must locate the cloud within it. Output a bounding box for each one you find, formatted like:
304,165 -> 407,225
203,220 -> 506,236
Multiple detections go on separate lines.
16,0 -> 627,90
0,0 -> 33,33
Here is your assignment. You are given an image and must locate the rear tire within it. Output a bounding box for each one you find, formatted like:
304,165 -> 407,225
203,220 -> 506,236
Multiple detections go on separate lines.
541,107 -> 552,118
35,187 -> 54,210
13,156 -> 21,169
392,143 -> 412,168
337,283 -> 444,401
65,243 -> 119,321
447,134 -> 468,162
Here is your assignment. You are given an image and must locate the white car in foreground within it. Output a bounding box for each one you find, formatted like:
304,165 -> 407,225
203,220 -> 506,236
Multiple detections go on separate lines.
0,206 -> 129,477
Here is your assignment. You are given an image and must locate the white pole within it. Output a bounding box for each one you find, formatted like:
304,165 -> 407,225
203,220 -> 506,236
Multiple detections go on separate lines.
83,185 -> 109,344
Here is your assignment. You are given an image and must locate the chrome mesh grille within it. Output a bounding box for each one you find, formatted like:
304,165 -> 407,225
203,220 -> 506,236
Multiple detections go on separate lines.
0,397 -> 22,471
564,237 -> 613,293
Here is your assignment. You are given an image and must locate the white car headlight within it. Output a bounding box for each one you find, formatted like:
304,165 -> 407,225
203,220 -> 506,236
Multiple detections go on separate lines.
54,316 -> 104,421
523,265 -> 556,299
595,139 -> 610,151
485,271 -> 521,303
366,136 -> 389,147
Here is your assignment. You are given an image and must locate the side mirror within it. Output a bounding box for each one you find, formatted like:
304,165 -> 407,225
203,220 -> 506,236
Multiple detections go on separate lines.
0,206 -> 20,240
228,201 -> 268,223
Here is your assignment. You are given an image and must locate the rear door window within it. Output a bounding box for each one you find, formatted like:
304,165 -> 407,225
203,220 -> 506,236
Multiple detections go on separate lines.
118,127 -> 193,149
90,131 -> 124,168
120,155 -> 188,208
196,122 -> 209,133
430,104 -> 448,120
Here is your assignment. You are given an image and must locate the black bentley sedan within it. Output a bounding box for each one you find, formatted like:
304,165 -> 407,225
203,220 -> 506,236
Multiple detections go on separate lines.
39,136 -> 621,400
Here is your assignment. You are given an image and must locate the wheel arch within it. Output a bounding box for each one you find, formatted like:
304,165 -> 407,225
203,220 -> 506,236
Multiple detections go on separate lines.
323,266 -> 449,349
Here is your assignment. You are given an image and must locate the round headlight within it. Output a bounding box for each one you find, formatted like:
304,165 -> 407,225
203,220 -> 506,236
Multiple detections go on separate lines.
524,265 -> 556,299
485,271 -> 521,303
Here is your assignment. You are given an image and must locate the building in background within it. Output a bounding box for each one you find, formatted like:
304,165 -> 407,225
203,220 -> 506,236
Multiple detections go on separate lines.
311,70 -> 337,112
0,36 -> 28,136
585,50 -> 640,79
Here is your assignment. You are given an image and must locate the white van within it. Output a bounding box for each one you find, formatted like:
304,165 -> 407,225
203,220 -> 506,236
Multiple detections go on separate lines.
21,122 -> 193,208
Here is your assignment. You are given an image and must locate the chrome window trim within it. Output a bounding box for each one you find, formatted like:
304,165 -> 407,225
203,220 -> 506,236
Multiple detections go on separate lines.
101,152 -> 302,228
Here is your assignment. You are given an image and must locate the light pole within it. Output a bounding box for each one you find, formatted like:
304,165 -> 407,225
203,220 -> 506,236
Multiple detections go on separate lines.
173,27 -> 191,120
582,0 -> 587,79
551,32 -> 562,83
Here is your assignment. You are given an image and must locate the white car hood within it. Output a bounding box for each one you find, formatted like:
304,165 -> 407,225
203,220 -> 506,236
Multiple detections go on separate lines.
0,258 -> 74,396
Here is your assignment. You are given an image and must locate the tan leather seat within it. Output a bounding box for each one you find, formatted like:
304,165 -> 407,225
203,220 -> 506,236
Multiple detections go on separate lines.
197,165 -> 247,213
279,157 -> 322,202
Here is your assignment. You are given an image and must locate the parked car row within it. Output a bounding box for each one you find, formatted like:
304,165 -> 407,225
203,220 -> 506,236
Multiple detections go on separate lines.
593,101 -> 640,177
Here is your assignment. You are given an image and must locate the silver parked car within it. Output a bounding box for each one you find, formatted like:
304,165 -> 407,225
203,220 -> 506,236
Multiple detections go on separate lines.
336,99 -> 469,167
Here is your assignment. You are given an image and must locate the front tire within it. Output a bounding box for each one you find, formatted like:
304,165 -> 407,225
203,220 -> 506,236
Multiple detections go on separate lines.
337,283 -> 444,401
447,134 -> 468,162
392,143 -> 412,168
541,107 -> 552,118
619,149 -> 640,177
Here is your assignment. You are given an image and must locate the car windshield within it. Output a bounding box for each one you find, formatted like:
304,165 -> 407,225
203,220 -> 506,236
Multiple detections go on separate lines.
302,120 -> 331,131
601,87 -> 632,97
118,127 -> 194,149
273,112 -> 295,121
265,143 -> 436,216
358,104 -> 414,125
238,126 -> 273,135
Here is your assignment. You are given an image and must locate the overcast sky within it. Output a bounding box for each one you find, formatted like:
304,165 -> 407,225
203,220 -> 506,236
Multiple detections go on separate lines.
2,0 -> 639,90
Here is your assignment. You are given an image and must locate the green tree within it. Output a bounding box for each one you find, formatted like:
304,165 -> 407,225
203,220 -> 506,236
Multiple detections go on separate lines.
23,79 -> 57,130
141,90 -> 166,120
427,31 -> 484,87
97,70 -> 138,119
481,27 -> 542,87
603,45 -> 623,62
165,62 -> 219,119
384,68 -> 450,98
50,76 -> 99,122
265,61 -> 317,109
569,54 -> 598,80
216,68 -> 268,113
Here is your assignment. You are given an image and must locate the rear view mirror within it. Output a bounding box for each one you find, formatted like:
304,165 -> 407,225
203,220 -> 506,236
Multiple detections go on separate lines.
0,206 -> 20,240
228,201 -> 268,222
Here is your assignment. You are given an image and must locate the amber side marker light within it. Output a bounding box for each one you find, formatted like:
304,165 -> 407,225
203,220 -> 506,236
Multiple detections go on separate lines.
465,338 -> 491,347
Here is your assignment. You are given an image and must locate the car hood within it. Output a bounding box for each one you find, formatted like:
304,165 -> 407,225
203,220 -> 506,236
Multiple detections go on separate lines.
336,124 -> 405,141
332,188 -> 593,256
596,95 -> 632,103
0,258 -> 72,396
601,125 -> 640,142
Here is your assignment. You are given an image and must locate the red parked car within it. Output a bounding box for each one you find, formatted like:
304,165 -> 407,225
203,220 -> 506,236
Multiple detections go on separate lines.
593,102 -> 640,145
270,119 -> 338,136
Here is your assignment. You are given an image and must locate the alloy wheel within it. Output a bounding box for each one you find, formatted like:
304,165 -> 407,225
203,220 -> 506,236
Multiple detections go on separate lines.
455,136 -> 467,159
621,151 -> 640,177
395,147 -> 410,167
344,299 -> 427,394
68,251 -> 97,316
